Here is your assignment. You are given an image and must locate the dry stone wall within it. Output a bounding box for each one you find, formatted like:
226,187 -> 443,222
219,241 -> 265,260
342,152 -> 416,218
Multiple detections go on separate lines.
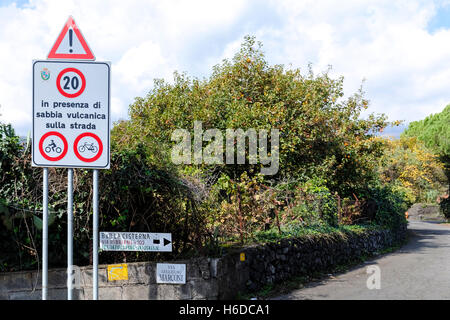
0,225 -> 406,300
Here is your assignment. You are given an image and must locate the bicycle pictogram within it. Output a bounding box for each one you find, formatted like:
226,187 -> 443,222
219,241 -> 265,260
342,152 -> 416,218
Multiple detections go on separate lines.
44,139 -> 62,154
78,142 -> 98,153
73,132 -> 103,163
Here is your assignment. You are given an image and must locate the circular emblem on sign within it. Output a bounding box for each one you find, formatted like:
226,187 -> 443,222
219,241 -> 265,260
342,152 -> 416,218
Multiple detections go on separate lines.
56,67 -> 86,98
73,132 -> 103,163
39,131 -> 68,161
41,68 -> 50,80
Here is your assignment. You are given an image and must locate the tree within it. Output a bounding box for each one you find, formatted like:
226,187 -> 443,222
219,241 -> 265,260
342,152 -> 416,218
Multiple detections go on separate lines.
378,136 -> 447,203
118,36 -> 392,197
403,105 -> 450,216
402,105 -> 450,157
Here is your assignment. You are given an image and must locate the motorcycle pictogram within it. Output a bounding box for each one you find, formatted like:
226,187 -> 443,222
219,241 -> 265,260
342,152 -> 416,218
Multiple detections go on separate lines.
44,140 -> 62,154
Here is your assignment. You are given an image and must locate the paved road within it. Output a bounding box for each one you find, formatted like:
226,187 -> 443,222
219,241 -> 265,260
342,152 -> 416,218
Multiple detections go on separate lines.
273,220 -> 450,300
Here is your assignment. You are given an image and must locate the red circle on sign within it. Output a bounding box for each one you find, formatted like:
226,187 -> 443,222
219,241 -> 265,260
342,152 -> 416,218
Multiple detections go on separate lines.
39,131 -> 68,161
56,68 -> 86,98
73,132 -> 103,163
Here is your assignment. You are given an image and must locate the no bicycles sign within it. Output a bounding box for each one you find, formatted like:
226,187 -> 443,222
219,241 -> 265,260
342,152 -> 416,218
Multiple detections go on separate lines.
32,60 -> 110,168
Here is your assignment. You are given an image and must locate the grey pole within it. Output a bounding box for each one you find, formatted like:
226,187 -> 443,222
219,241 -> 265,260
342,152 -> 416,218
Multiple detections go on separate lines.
67,168 -> 73,300
93,169 -> 99,300
42,168 -> 48,300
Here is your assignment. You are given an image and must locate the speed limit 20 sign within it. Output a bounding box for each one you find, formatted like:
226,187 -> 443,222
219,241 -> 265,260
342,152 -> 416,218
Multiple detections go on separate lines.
32,60 -> 110,168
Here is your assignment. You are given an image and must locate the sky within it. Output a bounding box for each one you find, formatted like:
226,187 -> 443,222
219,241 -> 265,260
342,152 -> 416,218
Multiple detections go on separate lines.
1,0 -> 450,137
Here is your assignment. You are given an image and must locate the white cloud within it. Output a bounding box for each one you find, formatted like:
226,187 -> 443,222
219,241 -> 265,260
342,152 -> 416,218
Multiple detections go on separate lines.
114,41 -> 172,94
1,0 -> 450,136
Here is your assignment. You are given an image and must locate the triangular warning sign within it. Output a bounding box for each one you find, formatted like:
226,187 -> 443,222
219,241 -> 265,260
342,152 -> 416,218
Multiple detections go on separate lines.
47,16 -> 95,60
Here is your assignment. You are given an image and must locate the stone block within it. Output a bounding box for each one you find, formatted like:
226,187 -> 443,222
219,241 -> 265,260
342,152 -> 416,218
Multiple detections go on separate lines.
122,284 -> 157,300
190,279 -> 218,300
186,260 -> 205,280
156,284 -> 191,300
0,271 -> 33,292
127,263 -> 154,284
82,266 -> 117,287
32,268 -> 68,289
46,288 -> 85,300
83,286 -> 122,300
47,288 -> 67,300
9,290 -> 41,300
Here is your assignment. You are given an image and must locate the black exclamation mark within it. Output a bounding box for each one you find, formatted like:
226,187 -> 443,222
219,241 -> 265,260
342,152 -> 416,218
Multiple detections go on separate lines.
69,29 -> 73,53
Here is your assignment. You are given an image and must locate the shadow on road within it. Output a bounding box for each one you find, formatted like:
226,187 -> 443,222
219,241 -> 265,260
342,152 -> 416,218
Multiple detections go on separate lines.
389,221 -> 450,256
295,221 -> 450,290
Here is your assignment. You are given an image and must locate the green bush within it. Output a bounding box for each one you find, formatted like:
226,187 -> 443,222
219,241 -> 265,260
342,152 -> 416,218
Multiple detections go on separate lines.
121,36 -> 391,197
0,36 -> 418,271
441,197 -> 450,219
0,127 -> 208,271
366,183 -> 409,230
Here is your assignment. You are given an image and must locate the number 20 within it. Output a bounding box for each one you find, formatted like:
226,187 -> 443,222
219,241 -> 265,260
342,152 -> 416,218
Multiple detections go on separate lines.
63,76 -> 79,90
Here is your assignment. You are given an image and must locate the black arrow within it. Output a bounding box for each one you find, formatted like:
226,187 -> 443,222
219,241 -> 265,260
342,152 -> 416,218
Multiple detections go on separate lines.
163,238 -> 171,246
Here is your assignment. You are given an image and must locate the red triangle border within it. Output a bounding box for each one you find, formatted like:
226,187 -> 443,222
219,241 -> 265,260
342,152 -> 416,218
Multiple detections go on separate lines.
47,16 -> 95,60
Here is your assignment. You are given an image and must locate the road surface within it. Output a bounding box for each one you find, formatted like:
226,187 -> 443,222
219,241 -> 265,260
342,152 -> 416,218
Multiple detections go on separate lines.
273,220 -> 450,300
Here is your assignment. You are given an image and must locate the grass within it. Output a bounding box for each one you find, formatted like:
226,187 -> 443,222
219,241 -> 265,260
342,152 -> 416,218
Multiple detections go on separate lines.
218,222 -> 383,250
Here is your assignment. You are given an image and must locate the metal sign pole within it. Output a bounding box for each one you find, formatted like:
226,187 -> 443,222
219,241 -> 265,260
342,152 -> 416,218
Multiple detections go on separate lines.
42,168 -> 48,300
33,17 -> 109,302
93,169 -> 99,300
67,168 -> 73,300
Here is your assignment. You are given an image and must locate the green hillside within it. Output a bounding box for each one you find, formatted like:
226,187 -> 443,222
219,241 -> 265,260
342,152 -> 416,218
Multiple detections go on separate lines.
402,105 -> 450,156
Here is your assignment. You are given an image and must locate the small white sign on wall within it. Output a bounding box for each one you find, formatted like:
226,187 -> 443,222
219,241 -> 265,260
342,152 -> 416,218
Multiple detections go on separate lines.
156,263 -> 186,284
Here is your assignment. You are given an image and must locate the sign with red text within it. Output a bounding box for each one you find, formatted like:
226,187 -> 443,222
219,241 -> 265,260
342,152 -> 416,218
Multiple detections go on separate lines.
99,232 -> 172,252
32,60 -> 110,168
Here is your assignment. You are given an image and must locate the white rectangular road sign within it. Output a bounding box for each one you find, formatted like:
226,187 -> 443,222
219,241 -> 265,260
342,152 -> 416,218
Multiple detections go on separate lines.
156,263 -> 186,284
32,60 -> 110,169
99,232 -> 172,252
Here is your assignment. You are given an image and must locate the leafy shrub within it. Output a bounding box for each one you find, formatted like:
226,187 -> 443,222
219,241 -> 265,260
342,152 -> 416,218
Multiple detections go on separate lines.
365,183 -> 410,230
402,105 -> 449,205
0,126 -> 208,271
0,36 -> 421,271
378,136 -> 447,204
440,196 -> 450,219
121,36 -> 392,197
278,178 -> 338,227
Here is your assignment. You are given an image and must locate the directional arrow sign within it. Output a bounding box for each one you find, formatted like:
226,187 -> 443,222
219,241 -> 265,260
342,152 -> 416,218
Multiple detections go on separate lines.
99,232 -> 172,252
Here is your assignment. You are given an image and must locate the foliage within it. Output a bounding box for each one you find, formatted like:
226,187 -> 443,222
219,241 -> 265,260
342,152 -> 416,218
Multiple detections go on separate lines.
251,222 -> 372,244
112,36 -> 401,243
402,104 -> 450,215
204,174 -> 338,244
0,125 -> 208,272
362,182 -> 410,229
440,196 -> 450,218
402,105 -> 450,157
378,136 -> 447,203
0,36 -> 419,271
121,36 -> 392,196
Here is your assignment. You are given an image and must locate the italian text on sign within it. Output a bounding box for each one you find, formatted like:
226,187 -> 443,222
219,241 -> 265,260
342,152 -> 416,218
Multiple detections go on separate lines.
99,232 -> 172,252
156,263 -> 186,284
32,60 -> 110,169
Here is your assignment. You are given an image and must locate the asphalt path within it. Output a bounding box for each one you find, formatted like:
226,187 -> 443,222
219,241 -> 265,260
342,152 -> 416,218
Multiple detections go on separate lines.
273,220 -> 450,300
